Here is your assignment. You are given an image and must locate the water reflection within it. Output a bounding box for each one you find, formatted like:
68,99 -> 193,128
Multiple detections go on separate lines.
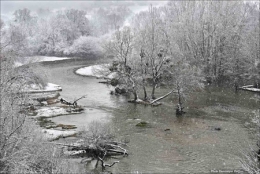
35,59 -> 258,173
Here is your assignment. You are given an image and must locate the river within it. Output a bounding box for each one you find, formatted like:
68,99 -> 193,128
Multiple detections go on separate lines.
30,58 -> 259,173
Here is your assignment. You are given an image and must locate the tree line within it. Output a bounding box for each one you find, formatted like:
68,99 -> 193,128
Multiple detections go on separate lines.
1,6 -> 132,57
103,1 -> 259,112
106,1 -> 259,86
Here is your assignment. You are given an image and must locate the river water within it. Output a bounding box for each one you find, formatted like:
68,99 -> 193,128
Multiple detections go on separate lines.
31,58 -> 259,173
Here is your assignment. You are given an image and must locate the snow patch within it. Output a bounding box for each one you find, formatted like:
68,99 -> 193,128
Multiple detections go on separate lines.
36,107 -> 68,118
44,83 -> 62,91
14,56 -> 70,67
76,64 -> 111,78
42,129 -> 77,141
26,82 -> 62,93
106,72 -> 118,79
14,62 -> 23,67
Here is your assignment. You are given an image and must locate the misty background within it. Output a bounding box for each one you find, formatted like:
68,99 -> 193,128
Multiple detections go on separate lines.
1,1 -> 167,22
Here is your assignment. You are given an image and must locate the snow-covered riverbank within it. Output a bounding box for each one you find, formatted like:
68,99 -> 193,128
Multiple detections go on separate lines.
75,64 -> 117,79
24,80 -> 84,141
75,64 -> 110,78
30,103 -> 83,141
15,56 -> 70,67
42,129 -> 77,141
25,82 -> 62,93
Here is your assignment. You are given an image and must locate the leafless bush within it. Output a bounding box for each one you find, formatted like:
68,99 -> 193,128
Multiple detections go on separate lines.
240,109 -> 260,174
0,50 -> 79,173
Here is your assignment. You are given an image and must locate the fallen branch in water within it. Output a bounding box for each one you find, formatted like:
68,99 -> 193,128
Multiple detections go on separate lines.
60,95 -> 87,108
150,89 -> 177,104
98,156 -> 119,171
239,85 -> 260,93
128,89 -> 177,106
45,122 -> 128,172
73,95 -> 87,104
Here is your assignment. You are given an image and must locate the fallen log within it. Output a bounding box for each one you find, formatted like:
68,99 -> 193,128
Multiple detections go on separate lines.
128,89 -> 177,106
107,149 -> 128,156
98,81 -> 111,84
239,85 -> 260,93
150,89 -> 177,104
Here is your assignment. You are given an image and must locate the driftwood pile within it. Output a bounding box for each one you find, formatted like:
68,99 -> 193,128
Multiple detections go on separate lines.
68,141 -> 127,170
55,141 -> 128,171
54,122 -> 128,171
59,140 -> 128,171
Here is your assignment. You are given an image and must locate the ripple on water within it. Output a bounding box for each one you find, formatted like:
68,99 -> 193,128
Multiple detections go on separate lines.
33,59 -> 256,173
49,108 -> 112,130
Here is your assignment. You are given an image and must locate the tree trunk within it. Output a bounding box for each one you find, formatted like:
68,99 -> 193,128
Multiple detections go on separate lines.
143,86 -> 147,101
133,90 -> 138,101
129,77 -> 138,101
151,82 -> 156,99
176,85 -> 184,115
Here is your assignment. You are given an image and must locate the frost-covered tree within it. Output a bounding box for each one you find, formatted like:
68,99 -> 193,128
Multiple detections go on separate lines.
0,23 -> 81,172
14,8 -> 32,23
65,9 -> 90,36
104,27 -> 141,100
162,1 -> 259,86
90,6 -> 132,36
164,56 -> 204,114
105,6 -> 205,107
66,36 -> 103,57
132,6 -> 172,99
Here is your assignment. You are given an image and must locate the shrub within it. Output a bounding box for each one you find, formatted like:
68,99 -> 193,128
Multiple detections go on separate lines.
65,36 -> 104,57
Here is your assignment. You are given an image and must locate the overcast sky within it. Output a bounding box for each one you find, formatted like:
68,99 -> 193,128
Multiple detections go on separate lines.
1,1 -> 167,21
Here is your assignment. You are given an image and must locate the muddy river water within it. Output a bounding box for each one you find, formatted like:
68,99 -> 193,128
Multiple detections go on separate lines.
31,58 -> 260,173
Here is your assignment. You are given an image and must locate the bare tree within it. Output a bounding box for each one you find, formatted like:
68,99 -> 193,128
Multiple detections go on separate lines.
132,6 -> 173,100
0,33 -> 76,173
104,27 -> 142,100
240,110 -> 260,174
164,56 -> 204,114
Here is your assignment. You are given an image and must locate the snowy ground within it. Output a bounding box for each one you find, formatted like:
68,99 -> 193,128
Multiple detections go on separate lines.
25,82 -> 62,93
75,64 -> 117,79
14,56 -> 70,67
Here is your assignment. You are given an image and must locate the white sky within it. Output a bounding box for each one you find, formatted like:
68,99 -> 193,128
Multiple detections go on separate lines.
1,1 -> 168,21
